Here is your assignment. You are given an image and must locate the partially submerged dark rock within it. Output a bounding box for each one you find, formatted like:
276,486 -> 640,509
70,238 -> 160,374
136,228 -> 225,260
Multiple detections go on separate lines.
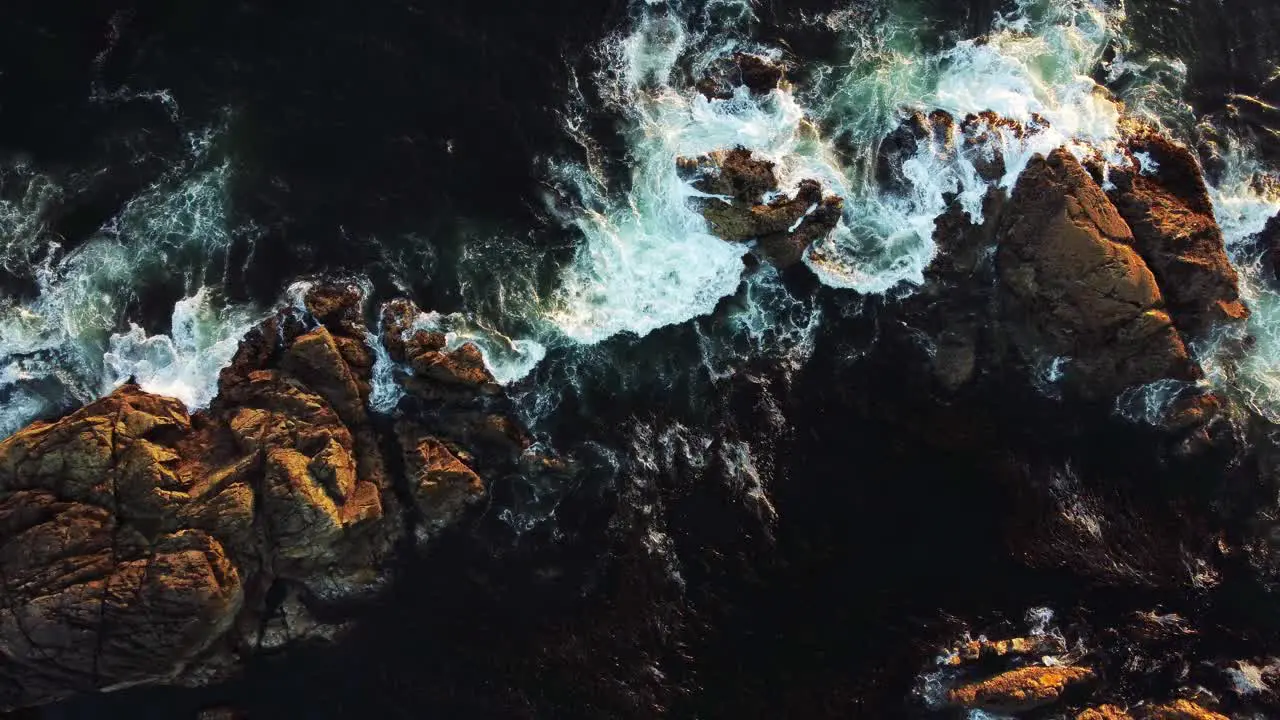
960,110 -> 1050,182
1257,211 -> 1280,279
378,297 -> 560,545
678,147 -> 843,268
875,110 -> 942,192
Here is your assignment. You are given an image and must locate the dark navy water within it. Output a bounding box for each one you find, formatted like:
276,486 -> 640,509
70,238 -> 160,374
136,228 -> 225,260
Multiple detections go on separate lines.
4,0 -> 1280,717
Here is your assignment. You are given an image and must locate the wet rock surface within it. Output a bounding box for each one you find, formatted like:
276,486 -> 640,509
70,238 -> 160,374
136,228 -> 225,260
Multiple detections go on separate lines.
1109,132 -> 1249,337
677,147 -> 843,267
0,283 -> 543,710
947,665 -> 1096,713
997,148 -> 1200,400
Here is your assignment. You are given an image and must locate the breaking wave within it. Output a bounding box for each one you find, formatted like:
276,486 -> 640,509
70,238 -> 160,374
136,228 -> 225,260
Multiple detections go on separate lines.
540,0 -> 1160,346
0,122 -> 263,436
536,0 -> 1280,424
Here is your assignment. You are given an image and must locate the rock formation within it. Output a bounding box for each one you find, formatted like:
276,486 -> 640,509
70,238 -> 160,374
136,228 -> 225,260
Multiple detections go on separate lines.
996,148 -> 1201,401
0,283 -> 546,710
379,298 -> 570,545
873,108 -> 1247,451
678,147 -> 843,267
1108,132 -> 1249,337
947,666 -> 1096,713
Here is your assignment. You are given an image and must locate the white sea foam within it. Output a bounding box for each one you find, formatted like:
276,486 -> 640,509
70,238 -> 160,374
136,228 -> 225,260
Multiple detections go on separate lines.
546,0 -> 850,344
545,0 -> 1141,347
807,0 -> 1129,290
0,123 -> 262,437
1201,141 -> 1280,421
103,288 -> 257,408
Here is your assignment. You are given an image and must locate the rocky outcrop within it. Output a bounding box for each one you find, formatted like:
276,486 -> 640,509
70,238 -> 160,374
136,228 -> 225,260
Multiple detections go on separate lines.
868,112 -> 1236,429
678,147 -> 843,268
997,148 -> 1200,401
0,283 -> 541,710
378,298 -> 566,545
0,388 -> 243,708
1108,132 -> 1249,337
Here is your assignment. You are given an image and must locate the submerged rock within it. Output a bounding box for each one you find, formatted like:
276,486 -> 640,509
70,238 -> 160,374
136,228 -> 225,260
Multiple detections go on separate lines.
1258,211 -> 1280,279
876,109 -> 958,191
678,147 -> 843,268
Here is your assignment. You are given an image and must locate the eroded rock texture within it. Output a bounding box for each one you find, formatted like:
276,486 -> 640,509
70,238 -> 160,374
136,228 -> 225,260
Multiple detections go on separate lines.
0,283 -> 534,709
379,297 -> 566,546
997,148 -> 1200,400
1108,132 -> 1249,337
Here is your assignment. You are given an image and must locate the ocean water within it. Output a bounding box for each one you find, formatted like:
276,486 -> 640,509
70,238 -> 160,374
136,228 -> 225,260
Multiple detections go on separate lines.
7,0 -> 1280,718
3,0 -> 1277,437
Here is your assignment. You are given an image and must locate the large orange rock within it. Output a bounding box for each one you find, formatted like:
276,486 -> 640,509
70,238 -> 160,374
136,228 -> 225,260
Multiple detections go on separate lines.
997,149 -> 1199,400
0,283 -> 533,709
0,387 -> 245,709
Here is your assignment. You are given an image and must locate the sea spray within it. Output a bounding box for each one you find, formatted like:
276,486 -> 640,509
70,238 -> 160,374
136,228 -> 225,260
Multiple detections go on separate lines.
546,0 -> 847,344
103,288 -> 258,408
0,122 -> 263,437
